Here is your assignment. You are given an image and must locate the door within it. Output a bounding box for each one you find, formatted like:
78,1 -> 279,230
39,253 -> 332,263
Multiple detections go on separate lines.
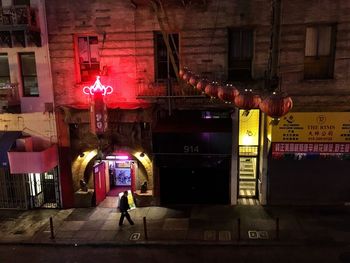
159,157 -> 230,205
238,157 -> 258,197
93,161 -> 106,205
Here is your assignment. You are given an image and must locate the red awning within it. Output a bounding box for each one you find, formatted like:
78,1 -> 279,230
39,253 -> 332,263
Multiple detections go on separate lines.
8,144 -> 58,174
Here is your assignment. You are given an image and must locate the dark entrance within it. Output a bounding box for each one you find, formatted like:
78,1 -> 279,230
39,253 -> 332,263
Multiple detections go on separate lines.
153,110 -> 233,205
159,156 -> 230,204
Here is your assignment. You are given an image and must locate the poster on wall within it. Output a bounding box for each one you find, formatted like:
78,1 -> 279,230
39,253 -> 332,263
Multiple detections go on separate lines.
115,168 -> 131,186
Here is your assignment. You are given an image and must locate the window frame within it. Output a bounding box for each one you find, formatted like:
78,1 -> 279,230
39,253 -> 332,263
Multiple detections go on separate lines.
0,53 -> 10,87
304,24 -> 336,80
13,0 -> 30,5
19,52 -> 39,97
154,31 -> 179,81
74,35 -> 100,83
228,28 -> 254,81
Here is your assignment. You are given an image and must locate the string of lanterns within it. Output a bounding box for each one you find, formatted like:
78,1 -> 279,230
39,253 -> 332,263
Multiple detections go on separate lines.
179,67 -> 293,122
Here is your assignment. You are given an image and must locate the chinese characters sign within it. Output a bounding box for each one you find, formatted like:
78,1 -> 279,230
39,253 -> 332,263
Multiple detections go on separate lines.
90,91 -> 108,135
271,112 -> 350,143
272,143 -> 350,153
84,76 -> 112,135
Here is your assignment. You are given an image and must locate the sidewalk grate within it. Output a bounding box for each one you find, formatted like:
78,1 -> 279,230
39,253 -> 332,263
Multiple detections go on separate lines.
204,230 -> 216,241
218,231 -> 231,241
248,230 -> 269,239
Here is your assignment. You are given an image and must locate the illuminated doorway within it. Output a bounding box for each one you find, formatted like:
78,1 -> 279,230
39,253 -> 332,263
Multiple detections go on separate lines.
238,109 -> 260,199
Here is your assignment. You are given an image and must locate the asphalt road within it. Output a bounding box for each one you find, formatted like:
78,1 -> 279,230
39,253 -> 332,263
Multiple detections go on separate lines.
1,244 -> 350,263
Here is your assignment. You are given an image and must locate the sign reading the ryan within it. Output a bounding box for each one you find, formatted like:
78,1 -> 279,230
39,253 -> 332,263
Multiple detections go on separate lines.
271,112 -> 350,143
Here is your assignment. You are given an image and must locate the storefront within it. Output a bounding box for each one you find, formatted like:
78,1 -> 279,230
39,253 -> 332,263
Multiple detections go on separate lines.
153,110 -> 233,205
0,132 -> 61,209
268,112 -> 350,205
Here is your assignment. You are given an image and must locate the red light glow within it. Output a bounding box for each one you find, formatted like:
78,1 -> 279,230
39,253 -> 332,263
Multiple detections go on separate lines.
83,76 -> 113,96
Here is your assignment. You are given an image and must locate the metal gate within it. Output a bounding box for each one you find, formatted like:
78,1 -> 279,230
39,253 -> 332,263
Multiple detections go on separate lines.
0,167 -> 61,210
0,168 -> 27,209
27,167 -> 61,209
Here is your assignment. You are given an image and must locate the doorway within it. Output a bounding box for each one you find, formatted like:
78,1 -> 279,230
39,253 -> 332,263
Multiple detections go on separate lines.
27,167 -> 61,209
238,109 -> 260,204
238,157 -> 257,197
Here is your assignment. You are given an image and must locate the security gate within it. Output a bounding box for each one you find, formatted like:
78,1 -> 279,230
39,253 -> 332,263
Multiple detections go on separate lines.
0,168 -> 27,209
0,167 -> 61,209
27,168 -> 61,209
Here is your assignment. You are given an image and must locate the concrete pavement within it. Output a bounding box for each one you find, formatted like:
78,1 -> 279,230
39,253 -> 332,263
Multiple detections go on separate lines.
1,202 -> 350,246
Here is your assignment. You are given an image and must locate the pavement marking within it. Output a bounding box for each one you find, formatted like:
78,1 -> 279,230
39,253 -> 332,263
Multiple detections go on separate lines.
248,230 -> 269,239
129,232 -> 141,241
258,231 -> 269,239
204,230 -> 216,241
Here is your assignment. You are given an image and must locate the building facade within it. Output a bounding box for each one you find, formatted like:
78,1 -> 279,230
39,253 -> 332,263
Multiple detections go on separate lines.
0,0 -> 61,209
42,0 -> 350,208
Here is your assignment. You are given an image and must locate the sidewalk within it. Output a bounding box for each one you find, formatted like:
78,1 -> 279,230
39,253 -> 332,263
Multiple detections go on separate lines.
1,204 -> 350,246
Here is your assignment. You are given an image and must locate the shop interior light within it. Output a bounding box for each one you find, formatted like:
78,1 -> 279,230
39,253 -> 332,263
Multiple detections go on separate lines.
115,155 -> 129,160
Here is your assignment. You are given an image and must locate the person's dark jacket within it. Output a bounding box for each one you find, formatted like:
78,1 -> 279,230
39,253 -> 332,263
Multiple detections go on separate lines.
119,195 -> 130,212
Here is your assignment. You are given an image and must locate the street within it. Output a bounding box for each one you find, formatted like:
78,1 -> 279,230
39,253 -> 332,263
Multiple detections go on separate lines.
0,244 -> 350,263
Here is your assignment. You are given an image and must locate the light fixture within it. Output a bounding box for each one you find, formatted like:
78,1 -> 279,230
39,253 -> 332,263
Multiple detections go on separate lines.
115,155 -> 129,160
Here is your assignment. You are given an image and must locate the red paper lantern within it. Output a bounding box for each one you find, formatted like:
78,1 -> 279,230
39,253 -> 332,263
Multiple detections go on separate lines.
234,89 -> 261,110
182,71 -> 192,81
189,75 -> 199,86
179,67 -> 188,78
196,79 -> 208,92
259,92 -> 293,118
204,82 -> 218,98
217,84 -> 239,103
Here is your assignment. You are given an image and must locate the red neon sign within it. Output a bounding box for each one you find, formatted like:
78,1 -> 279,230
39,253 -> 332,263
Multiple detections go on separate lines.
84,76 -> 111,135
83,76 -> 113,96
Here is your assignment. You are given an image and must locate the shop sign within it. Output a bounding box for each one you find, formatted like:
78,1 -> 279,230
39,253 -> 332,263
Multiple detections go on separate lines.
272,142 -> 350,153
271,112 -> 350,143
153,132 -> 232,155
90,91 -> 108,135
84,76 -> 112,135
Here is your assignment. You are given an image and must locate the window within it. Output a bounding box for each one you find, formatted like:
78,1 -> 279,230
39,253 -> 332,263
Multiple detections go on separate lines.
29,173 -> 42,196
154,32 -> 179,80
228,29 -> 253,81
0,54 -> 10,87
13,0 -> 30,5
19,52 -> 39,96
77,36 -> 100,82
304,25 -> 335,79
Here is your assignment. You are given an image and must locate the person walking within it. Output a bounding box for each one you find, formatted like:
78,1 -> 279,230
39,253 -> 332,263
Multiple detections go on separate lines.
118,191 -> 134,226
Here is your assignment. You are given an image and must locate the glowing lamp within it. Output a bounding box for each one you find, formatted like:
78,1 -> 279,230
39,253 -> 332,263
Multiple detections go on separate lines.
259,91 -> 293,119
83,76 -> 113,96
234,89 -> 261,110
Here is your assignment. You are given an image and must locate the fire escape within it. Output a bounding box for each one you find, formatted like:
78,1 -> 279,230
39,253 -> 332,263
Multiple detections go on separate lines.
135,0 -> 219,114
0,4 -> 41,113
0,5 -> 41,47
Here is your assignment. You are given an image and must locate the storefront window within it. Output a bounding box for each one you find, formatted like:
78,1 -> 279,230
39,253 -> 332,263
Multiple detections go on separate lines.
29,173 -> 42,196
